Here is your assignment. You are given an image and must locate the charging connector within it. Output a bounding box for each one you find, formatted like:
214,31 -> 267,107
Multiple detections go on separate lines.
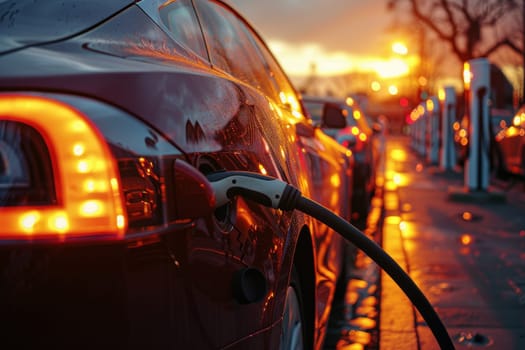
207,171 -> 455,350
206,171 -> 301,210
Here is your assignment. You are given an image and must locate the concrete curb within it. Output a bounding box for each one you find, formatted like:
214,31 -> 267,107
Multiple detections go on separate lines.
379,153 -> 419,350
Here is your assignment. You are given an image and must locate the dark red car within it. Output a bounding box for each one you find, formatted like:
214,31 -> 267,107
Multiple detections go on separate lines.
494,105 -> 525,179
303,95 -> 379,224
0,0 -> 354,349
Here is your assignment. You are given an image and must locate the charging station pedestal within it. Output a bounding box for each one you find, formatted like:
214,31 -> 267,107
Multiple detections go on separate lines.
439,87 -> 456,171
410,103 -> 425,157
426,96 -> 440,165
448,58 -> 505,203
417,103 -> 426,158
465,58 -> 490,191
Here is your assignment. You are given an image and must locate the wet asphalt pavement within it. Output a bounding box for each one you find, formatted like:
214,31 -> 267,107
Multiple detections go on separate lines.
324,134 -> 525,349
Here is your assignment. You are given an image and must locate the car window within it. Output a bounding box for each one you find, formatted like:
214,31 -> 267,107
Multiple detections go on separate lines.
250,33 -> 302,114
342,106 -> 359,128
157,0 -> 208,60
194,0 -> 304,118
492,116 -> 511,128
303,101 -> 323,124
234,20 -> 285,103
193,0 -> 272,93
516,108 -> 525,128
136,0 -> 209,63
304,100 -> 359,128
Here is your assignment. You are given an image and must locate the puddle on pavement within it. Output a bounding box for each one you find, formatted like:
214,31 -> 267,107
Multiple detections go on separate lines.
453,331 -> 493,346
354,305 -> 378,319
429,282 -> 457,295
458,211 -> 483,222
348,317 -> 376,330
346,329 -> 371,345
459,233 -> 474,245
401,203 -> 412,212
419,264 -> 462,278
335,329 -> 371,349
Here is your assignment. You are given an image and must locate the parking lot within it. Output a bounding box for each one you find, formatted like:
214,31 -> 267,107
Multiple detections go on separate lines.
325,134 -> 525,350
2,1 -> 524,349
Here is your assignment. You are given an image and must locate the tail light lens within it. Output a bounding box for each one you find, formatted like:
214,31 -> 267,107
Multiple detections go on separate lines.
0,94 -> 126,241
338,127 -> 366,153
0,93 -> 216,243
0,120 -> 56,206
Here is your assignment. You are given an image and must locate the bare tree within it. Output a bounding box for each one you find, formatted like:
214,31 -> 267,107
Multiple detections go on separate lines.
388,0 -> 521,61
388,0 -> 524,103
386,14 -> 449,102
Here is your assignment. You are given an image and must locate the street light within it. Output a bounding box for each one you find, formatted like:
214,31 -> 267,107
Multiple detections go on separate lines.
388,85 -> 399,95
392,41 -> 408,55
463,62 -> 472,90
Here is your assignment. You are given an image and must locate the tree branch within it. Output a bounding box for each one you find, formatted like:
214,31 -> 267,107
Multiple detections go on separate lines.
410,0 -> 465,60
480,38 -> 523,57
439,0 -> 458,35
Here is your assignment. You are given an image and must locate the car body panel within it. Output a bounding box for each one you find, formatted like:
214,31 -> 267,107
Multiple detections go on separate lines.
303,95 -> 377,222
0,1 -> 352,349
496,106 -> 525,177
0,0 -> 134,53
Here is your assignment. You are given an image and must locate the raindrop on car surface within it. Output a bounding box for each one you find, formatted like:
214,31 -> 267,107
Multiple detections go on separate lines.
459,233 -> 474,245
462,211 -> 473,221
458,211 -> 483,222
430,282 -> 458,295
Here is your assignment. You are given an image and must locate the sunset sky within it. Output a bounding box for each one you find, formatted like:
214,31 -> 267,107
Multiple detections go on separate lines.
226,0 -> 413,79
224,0 -> 525,101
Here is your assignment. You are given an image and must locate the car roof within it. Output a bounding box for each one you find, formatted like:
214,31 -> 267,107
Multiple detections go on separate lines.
0,0 -> 134,54
302,95 -> 346,104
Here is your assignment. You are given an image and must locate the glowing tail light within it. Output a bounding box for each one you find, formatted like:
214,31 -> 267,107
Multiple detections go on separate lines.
0,94 -> 126,241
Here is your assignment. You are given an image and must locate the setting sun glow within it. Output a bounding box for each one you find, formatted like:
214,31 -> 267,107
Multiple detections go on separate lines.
268,41 -> 414,79
362,58 -> 410,79
392,42 -> 408,55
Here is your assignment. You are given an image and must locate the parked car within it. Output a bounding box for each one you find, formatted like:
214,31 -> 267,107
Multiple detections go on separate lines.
0,0 -> 354,349
302,95 -> 379,224
493,105 -> 525,179
453,108 -> 515,178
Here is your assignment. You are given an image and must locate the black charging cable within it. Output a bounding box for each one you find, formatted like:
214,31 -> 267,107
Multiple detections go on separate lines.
207,170 -> 455,350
